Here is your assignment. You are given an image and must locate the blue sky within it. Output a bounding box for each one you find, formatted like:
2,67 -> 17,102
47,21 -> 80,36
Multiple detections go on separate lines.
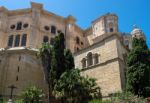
0,0 -> 150,47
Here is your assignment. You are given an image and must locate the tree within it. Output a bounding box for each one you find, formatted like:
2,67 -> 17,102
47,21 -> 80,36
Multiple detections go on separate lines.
53,69 -> 101,103
22,86 -> 45,103
126,38 -> 150,97
38,33 -> 100,103
38,43 -> 52,81
38,33 -> 75,103
53,33 -> 66,80
38,43 -> 53,103
64,49 -> 75,70
49,33 -> 75,89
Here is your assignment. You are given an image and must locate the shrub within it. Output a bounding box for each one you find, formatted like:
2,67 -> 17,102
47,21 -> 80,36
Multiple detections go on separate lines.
22,86 -> 45,103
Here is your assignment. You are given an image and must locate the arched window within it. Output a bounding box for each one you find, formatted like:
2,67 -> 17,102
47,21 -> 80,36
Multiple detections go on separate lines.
94,53 -> 99,64
76,47 -> 79,51
14,35 -> 20,47
7,35 -> 14,47
110,28 -> 114,32
43,36 -> 49,43
21,34 -> 27,46
74,46 -> 80,52
81,58 -> 86,68
16,22 -> 22,30
51,25 -> 56,34
76,36 -> 80,44
109,23 -> 114,32
50,38 -> 55,45
87,52 -> 93,66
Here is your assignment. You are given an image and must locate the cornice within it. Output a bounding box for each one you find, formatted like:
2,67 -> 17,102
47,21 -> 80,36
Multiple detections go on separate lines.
0,47 -> 38,55
92,13 -> 118,25
41,10 -> 65,22
81,57 -> 121,72
74,32 -> 122,56
7,8 -> 31,16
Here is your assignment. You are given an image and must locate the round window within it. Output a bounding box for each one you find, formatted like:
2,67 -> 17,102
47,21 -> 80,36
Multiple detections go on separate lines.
23,23 -> 29,28
44,26 -> 50,31
10,25 -> 16,30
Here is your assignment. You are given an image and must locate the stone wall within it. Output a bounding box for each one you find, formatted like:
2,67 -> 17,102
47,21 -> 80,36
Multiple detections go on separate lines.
74,34 -> 126,97
0,49 -> 48,97
82,60 -> 122,97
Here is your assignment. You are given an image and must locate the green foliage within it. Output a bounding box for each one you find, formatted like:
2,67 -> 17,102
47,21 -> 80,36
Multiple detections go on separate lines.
14,99 -> 24,103
89,99 -> 111,103
38,33 -> 100,103
38,33 -> 75,86
64,49 -> 75,70
0,100 -> 6,103
38,42 -> 52,83
110,92 -> 144,103
89,92 -> 145,103
53,33 -> 66,80
49,49 -> 57,89
21,86 -> 44,103
38,43 -> 54,102
126,38 -> 150,97
51,33 -> 100,103
53,69 -> 101,103
38,33 -> 76,102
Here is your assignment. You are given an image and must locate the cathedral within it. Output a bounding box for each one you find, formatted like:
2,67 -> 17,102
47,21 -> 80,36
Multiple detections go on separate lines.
0,2 -> 145,99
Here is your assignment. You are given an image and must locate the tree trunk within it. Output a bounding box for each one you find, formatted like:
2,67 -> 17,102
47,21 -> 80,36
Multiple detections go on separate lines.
48,84 -> 51,103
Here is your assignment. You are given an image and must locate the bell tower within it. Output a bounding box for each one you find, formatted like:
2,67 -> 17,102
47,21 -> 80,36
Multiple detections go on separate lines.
92,13 -> 118,37
105,13 -> 118,33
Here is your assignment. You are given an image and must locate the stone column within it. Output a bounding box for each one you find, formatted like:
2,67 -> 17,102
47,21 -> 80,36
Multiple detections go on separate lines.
30,2 -> 43,48
0,7 -> 8,48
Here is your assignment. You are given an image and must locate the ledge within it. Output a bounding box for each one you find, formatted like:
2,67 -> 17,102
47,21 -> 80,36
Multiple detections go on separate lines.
81,57 -> 122,72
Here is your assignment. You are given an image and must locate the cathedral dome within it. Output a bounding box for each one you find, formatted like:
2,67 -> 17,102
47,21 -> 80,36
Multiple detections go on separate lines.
131,26 -> 143,35
131,25 -> 145,39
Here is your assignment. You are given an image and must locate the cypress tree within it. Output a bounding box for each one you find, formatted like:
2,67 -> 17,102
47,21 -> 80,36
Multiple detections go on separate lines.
39,32 -> 75,102
126,38 -> 150,97
53,33 -> 66,80
64,49 -> 75,70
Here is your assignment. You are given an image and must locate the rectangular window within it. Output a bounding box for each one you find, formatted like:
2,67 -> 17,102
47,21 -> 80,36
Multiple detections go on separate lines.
18,66 -> 20,72
50,38 -> 54,45
16,76 -> 18,81
16,22 -> 22,30
7,35 -> 14,47
51,26 -> 56,34
21,34 -> 27,46
43,36 -> 49,43
14,35 -> 20,47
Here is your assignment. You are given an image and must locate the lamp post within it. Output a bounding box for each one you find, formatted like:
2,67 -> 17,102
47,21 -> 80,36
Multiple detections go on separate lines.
7,85 -> 17,103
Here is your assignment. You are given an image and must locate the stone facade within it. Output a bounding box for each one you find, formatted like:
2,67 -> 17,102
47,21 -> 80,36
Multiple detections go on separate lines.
0,2 -> 145,99
74,33 -> 128,97
0,2 -> 85,53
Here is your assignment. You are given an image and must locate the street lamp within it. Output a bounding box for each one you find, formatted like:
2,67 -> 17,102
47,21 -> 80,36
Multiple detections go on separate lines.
7,85 -> 17,103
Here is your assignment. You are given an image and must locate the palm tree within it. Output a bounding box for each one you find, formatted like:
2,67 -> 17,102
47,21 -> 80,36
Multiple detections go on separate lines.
37,43 -> 52,103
